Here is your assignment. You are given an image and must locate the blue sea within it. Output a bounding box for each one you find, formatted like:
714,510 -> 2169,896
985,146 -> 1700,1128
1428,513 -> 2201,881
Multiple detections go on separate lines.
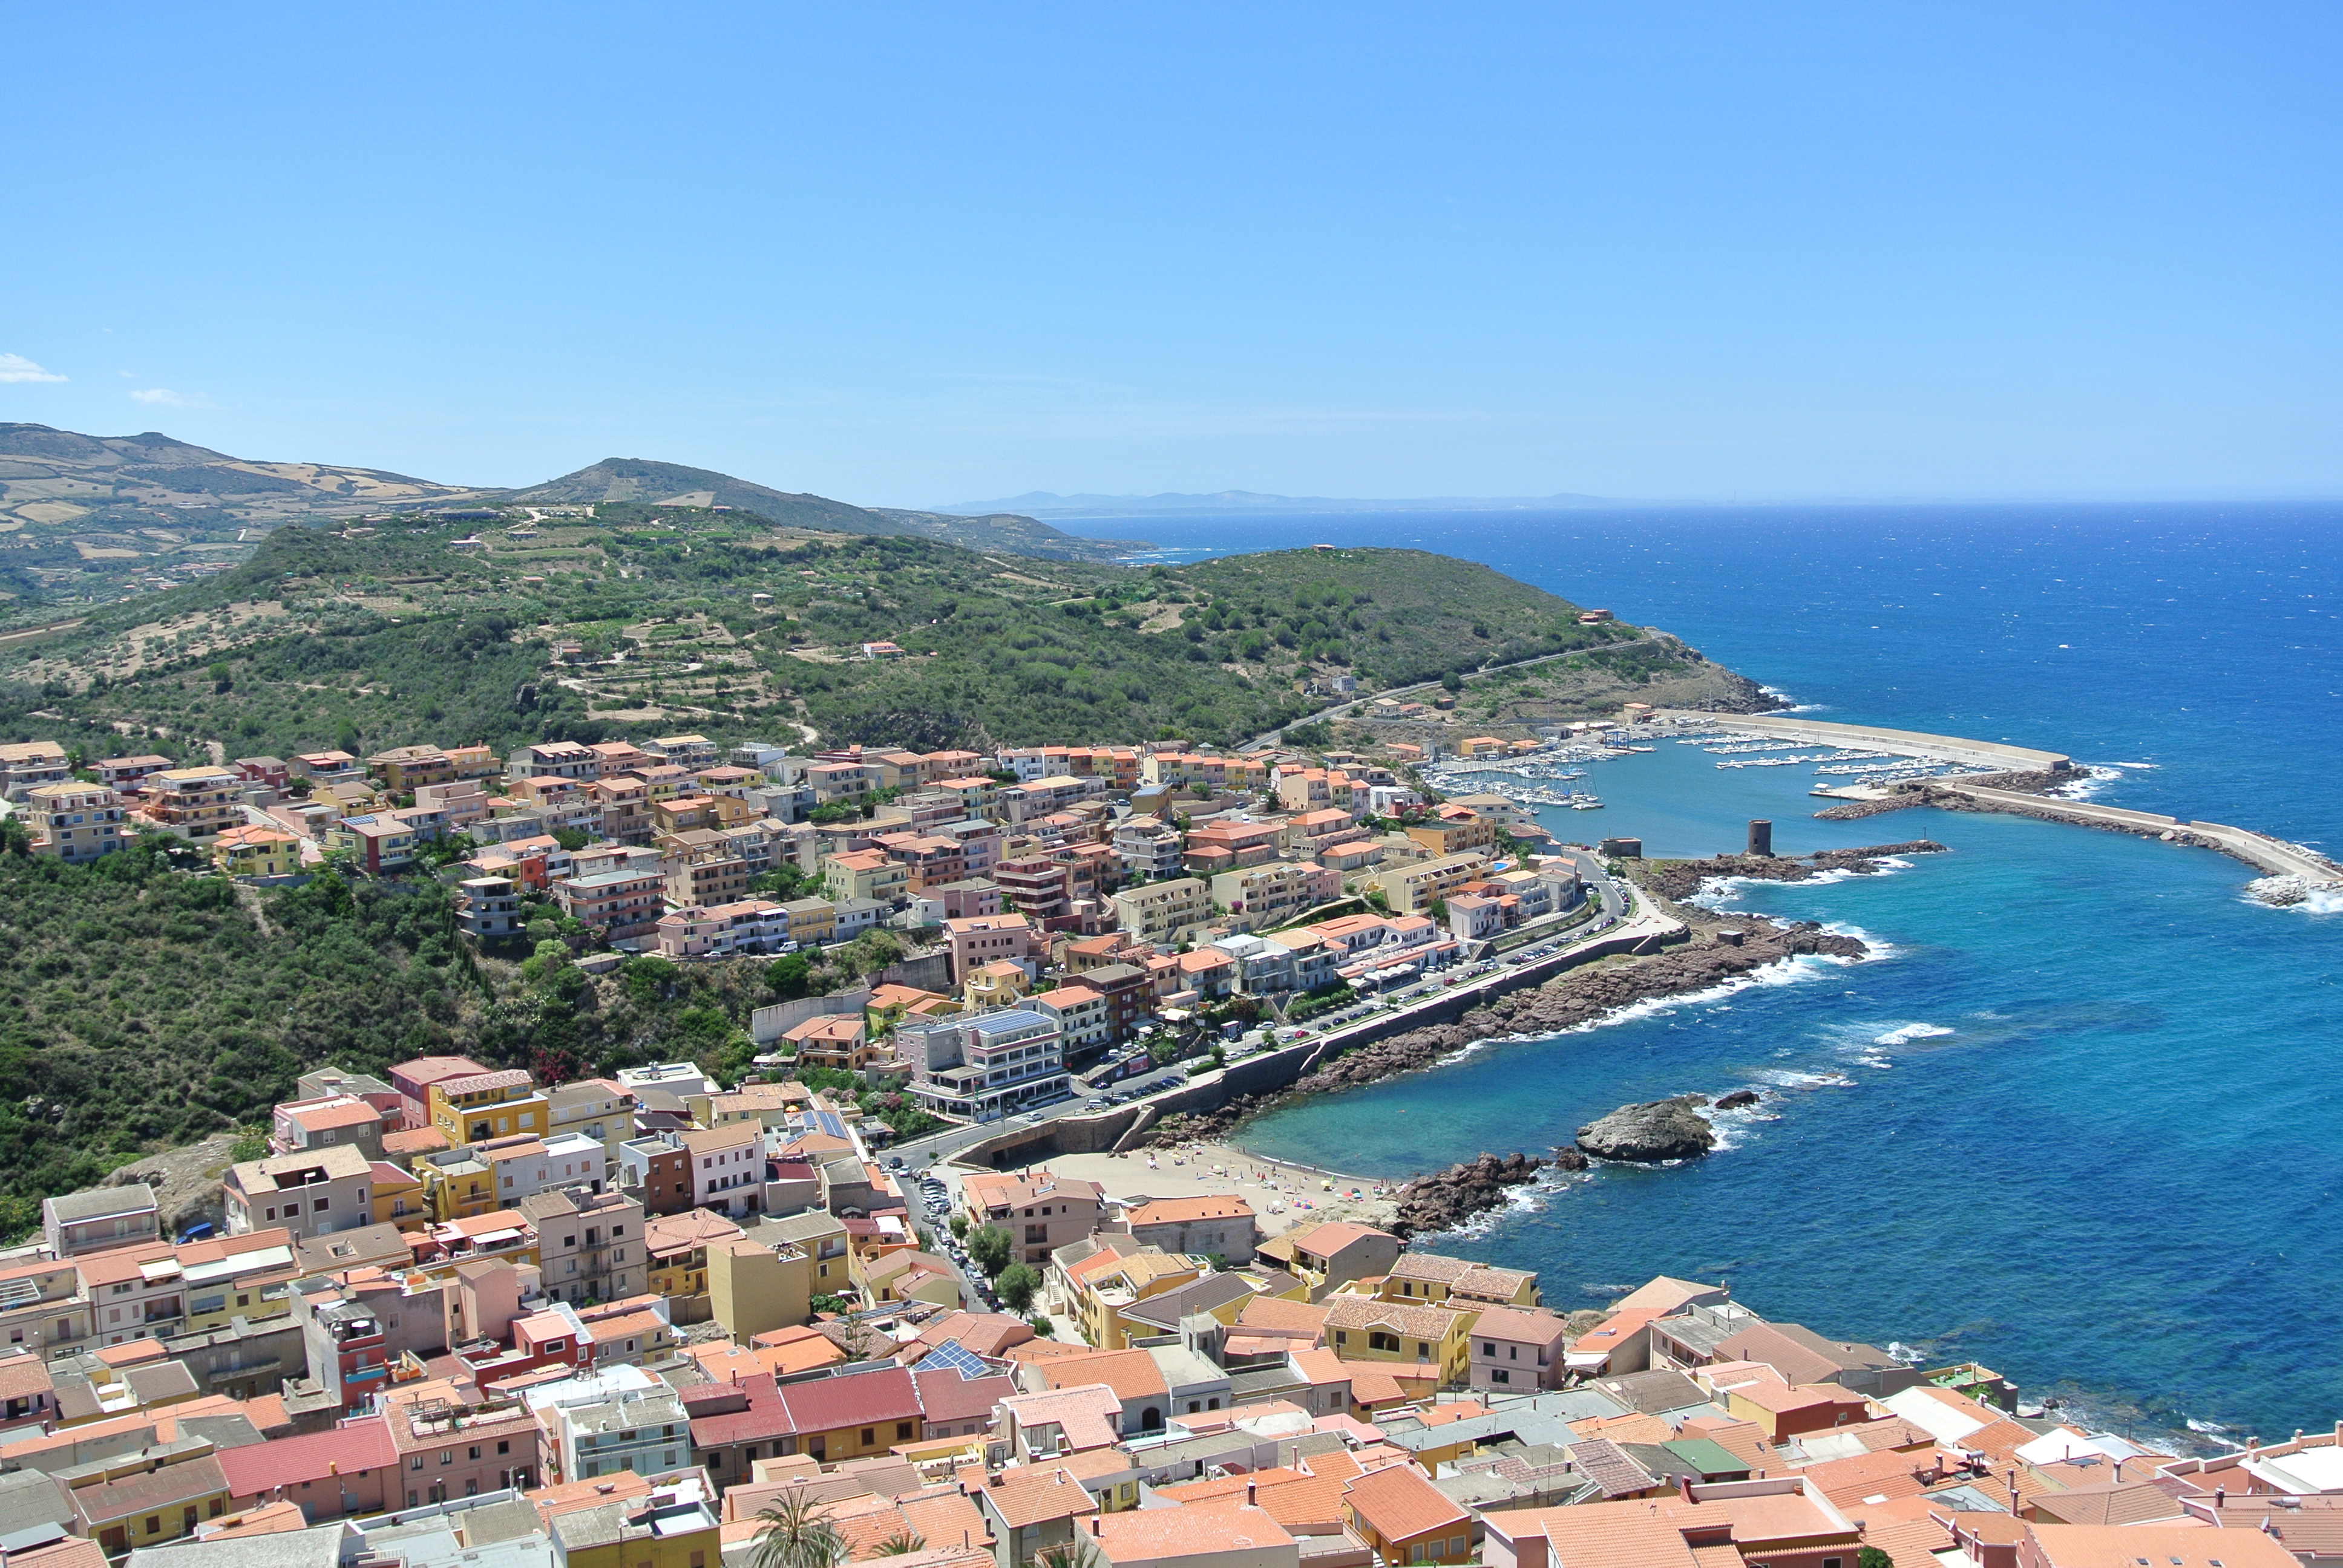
1106,503 -> 2343,1445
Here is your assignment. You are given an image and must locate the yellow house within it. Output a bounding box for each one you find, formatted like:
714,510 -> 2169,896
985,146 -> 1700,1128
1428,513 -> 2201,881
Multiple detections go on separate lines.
1075,1250 -> 1202,1350
371,1163 -> 428,1231
1322,1296 -> 1480,1387
212,825 -> 301,880
962,960 -> 1032,1011
645,1208 -> 744,1321
427,1068 -> 549,1147
416,1136 -> 550,1222
1374,1253 -> 1540,1308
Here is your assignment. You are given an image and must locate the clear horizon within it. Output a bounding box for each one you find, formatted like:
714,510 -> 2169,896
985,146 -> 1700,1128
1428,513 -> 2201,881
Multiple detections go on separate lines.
7,6 -> 2340,507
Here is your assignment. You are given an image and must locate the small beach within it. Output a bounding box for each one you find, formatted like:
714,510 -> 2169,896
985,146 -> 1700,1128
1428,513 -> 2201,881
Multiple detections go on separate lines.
956,1142 -> 1398,1237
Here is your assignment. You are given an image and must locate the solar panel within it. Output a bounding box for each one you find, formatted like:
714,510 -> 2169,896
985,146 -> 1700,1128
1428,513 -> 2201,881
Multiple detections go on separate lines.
913,1338 -> 989,1380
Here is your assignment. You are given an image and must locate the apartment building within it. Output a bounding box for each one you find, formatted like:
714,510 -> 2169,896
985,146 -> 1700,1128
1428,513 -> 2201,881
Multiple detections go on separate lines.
946,912 -> 1041,982
520,1187 -> 644,1304
136,766 -> 243,840
1209,860 -> 1335,931
427,1068 -> 551,1147
903,1007 -> 1070,1122
22,782 -> 124,863
1110,877 -> 1211,943
1372,852 -> 1493,915
553,867 -> 666,939
962,1172 -> 1107,1267
0,740 -> 70,801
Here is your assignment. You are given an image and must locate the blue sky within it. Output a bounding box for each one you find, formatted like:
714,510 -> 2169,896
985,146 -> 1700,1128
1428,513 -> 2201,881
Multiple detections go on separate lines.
5,5 -> 2338,505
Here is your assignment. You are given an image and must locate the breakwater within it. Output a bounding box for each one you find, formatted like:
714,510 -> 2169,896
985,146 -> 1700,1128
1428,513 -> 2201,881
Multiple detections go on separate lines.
1650,708 -> 2073,773
1651,708 -> 2342,894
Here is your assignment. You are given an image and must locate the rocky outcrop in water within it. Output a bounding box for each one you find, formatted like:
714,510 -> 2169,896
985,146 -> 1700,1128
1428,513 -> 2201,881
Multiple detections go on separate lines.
1638,843 -> 1946,901
1391,1151 -> 1546,1238
1576,1096 -> 1718,1162
1713,1088 -> 1761,1110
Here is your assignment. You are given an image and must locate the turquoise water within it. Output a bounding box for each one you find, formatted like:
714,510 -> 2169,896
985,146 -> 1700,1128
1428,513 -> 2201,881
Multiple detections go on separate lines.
1106,505 -> 2343,1443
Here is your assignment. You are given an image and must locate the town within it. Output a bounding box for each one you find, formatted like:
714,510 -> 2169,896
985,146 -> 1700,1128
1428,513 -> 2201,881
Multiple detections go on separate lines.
0,732 -> 2335,1568
0,726 -> 1617,1126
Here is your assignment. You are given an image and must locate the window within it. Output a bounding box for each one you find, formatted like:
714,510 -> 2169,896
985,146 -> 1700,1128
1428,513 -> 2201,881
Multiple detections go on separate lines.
468,1446 -> 482,1460
410,1457 -> 424,1471
1492,1369 -> 1510,1384
314,1198 -> 330,1212
860,1428 -> 876,1445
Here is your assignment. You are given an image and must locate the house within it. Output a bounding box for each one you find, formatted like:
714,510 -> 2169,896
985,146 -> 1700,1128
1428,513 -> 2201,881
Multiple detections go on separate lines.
1469,1306 -> 1574,1392
1117,1196 -> 1259,1266
1095,1499 -> 1300,1568
962,1173 -> 1106,1267
1345,1462 -> 1473,1567
980,1465 -> 1099,1568
212,824 -> 300,880
1254,1221 -> 1400,1300
1321,1296 -> 1476,1385
945,912 -> 1041,983
269,1095 -> 388,1160
134,767 -> 243,840
223,1144 -> 375,1241
1380,1252 -> 1539,1308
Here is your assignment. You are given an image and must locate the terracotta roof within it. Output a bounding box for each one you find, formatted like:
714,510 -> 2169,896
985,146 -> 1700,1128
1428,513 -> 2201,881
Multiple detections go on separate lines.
1323,1297 -> 1457,1341
0,1353 -> 55,1400
1096,1501 -> 1295,1562
1236,1295 -> 1330,1335
1345,1460 -> 1469,1542
1032,1349 -> 1167,1404
1472,1305 -> 1570,1344
986,1466 -> 1098,1528
1125,1195 -> 1256,1226
913,1370 -> 1014,1427
2022,1524 -> 2298,1568
218,1418 -> 399,1497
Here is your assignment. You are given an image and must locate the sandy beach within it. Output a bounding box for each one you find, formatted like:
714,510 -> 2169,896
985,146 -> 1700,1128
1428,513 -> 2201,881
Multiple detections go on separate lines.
947,1140 -> 1399,1237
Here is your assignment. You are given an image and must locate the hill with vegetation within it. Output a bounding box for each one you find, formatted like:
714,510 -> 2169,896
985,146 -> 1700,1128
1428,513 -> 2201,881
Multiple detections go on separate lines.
0,426 -> 1148,627
0,501 -> 1754,765
0,836 -> 893,1235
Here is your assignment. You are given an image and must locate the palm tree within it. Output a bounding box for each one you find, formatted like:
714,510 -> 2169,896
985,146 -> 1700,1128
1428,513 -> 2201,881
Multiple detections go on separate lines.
874,1530 -> 928,1557
1037,1537 -> 1110,1568
750,1488 -> 845,1568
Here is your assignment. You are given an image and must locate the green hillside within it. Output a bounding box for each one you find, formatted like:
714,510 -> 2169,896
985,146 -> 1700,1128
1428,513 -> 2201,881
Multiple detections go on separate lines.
0,503 -> 1689,761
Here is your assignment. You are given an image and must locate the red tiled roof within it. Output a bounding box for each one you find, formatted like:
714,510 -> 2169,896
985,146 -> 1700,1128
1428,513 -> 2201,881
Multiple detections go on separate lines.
1345,1462 -> 1469,1543
217,1418 -> 399,1497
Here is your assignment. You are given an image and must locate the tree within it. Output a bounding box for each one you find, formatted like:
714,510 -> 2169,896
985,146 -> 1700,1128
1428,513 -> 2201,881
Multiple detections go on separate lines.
966,1224 -> 1013,1276
948,1214 -> 969,1240
1857,1550 -> 1894,1568
874,1532 -> 926,1557
750,1489 -> 845,1568
768,953 -> 813,999
1441,670 -> 1463,693
995,1262 -> 1041,1314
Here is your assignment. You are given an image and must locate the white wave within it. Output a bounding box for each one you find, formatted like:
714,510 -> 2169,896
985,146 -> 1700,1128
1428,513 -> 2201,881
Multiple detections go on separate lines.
1819,920 -> 1898,960
1752,1067 -> 1858,1089
2109,761 -> 2160,770
2243,876 -> 2343,915
1856,1054 -> 1893,1070
1873,1022 -> 1956,1045
2049,765 -> 2125,802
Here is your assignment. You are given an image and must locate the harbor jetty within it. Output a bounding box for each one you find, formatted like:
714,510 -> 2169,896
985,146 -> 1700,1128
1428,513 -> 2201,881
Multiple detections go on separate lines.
1653,708 -> 2342,896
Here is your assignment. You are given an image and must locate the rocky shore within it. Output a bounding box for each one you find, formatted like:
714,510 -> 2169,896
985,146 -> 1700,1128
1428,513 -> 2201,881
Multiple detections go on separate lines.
1636,841 -> 1947,901
1389,1151 -> 1546,1238
1575,1096 -> 1718,1161
1149,918 -> 1867,1154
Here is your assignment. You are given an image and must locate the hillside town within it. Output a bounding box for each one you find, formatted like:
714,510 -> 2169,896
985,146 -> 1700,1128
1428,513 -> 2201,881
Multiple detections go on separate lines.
0,1044 -> 2330,1568
0,729 -> 1610,1122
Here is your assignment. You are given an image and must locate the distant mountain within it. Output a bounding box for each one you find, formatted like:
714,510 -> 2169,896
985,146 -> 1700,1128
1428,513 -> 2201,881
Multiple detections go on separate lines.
933,488 -> 1631,517
0,422 -> 479,518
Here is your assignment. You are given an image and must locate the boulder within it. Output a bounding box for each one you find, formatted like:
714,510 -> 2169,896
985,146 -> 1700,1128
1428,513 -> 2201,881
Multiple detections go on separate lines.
1575,1096 -> 1717,1162
1713,1089 -> 1761,1111
1550,1145 -> 1591,1172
